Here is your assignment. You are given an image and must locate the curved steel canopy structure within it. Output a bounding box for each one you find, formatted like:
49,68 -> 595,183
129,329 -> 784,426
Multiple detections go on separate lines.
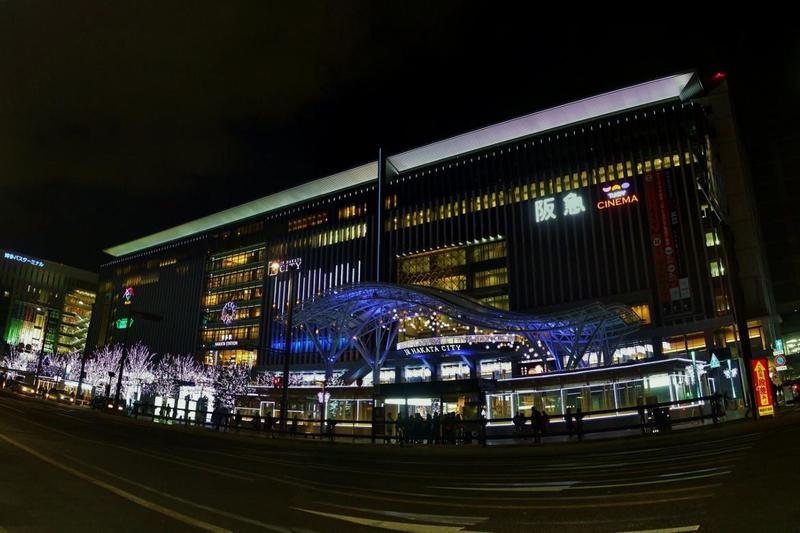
289,283 -> 641,378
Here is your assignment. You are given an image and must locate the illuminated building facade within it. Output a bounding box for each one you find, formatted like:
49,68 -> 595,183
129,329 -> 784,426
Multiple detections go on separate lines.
89,72 -> 776,418
0,250 -> 97,356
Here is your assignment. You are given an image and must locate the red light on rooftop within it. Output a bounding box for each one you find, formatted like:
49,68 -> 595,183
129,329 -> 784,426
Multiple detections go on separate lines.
711,71 -> 727,81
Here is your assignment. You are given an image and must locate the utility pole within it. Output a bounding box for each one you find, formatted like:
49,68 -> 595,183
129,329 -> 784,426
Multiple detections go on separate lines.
372,149 -> 385,443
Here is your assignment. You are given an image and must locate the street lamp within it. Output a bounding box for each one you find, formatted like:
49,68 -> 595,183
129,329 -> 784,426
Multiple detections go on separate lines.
317,387 -> 330,438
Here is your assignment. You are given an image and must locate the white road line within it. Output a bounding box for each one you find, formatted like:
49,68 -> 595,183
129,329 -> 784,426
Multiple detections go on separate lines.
0,431 -> 231,533
573,471 -> 730,489
293,507 -> 478,532
64,454 -> 291,532
321,503 -> 487,526
431,481 -> 577,493
616,526 -> 700,533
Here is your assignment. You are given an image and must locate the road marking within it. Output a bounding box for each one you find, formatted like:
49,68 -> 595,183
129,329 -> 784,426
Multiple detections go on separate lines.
64,454 -> 291,532
321,503 -> 487,526
572,471 -> 730,489
0,431 -> 231,533
431,481 -> 577,492
0,403 -> 24,414
293,507 -> 478,532
617,526 -> 700,533
108,444 -> 255,481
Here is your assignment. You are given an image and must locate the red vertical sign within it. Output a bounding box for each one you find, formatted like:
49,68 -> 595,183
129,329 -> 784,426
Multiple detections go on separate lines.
750,358 -> 775,417
645,171 -> 677,308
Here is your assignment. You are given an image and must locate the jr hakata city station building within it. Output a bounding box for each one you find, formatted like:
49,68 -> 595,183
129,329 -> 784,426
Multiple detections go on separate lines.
89,71 -> 777,424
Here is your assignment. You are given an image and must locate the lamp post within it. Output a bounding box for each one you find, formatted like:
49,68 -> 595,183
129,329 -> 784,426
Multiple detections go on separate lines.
33,308 -> 53,388
317,386 -> 330,438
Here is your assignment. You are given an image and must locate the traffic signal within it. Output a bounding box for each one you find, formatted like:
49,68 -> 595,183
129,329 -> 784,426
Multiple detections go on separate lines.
272,375 -> 282,388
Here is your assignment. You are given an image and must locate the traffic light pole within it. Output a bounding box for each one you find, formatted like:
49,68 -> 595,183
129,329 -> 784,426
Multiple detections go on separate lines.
113,304 -> 133,407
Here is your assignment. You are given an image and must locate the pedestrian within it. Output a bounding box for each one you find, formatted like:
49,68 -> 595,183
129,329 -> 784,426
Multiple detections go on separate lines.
396,413 -> 405,445
541,409 -> 550,438
565,407 -> 574,439
636,398 -> 647,435
211,403 -> 222,431
575,406 -> 584,442
252,411 -> 262,431
385,412 -> 395,444
234,410 -> 242,429
291,414 -> 299,436
265,411 -> 274,437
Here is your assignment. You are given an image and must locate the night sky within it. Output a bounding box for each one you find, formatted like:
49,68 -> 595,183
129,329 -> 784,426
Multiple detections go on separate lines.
1,5 -> 797,278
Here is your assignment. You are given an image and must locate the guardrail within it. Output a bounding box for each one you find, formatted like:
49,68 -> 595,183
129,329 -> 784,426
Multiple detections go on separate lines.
118,394 -> 732,446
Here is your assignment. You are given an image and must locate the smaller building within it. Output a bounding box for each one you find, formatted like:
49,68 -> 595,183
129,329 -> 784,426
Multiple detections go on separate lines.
0,249 -> 97,355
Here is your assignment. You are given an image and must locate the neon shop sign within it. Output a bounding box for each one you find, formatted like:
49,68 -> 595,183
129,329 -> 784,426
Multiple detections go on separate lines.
597,181 -> 640,210
534,192 -> 586,223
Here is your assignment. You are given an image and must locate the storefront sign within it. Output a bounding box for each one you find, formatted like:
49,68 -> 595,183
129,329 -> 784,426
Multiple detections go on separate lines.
3,252 -> 44,268
534,192 -> 586,223
213,340 -> 239,347
115,318 -> 134,329
397,334 -> 516,356
750,358 -> 775,417
596,181 -> 640,210
123,287 -> 134,305
268,257 -> 302,276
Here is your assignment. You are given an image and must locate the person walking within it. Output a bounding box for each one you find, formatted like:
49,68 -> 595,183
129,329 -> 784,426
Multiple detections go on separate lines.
575,406 -> 585,442
564,407 -> 575,440
531,407 -> 542,444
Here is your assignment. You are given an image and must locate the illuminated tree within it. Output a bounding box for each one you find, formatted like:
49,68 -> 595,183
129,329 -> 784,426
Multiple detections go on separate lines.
84,345 -> 122,391
125,342 -> 155,398
1,345 -> 30,372
212,363 -> 250,409
150,354 -> 178,398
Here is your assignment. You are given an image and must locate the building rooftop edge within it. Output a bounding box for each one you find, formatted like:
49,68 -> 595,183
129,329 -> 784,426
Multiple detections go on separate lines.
104,71 -> 696,258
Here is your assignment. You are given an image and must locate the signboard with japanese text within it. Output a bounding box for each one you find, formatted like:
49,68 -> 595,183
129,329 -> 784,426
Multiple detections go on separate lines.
750,358 -> 774,417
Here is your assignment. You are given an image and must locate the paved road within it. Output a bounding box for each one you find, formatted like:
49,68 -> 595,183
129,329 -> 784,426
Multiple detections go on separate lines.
0,392 -> 798,532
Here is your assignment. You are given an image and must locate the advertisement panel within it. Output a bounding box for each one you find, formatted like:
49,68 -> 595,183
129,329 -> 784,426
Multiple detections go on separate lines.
750,358 -> 775,417
645,169 -> 691,315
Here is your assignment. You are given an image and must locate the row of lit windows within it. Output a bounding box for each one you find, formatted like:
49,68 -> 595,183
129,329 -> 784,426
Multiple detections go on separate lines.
288,212 -> 328,232
338,203 -> 367,220
389,154 -> 693,231
208,248 -> 265,272
398,241 -> 507,276
221,221 -> 264,240
630,304 -> 652,325
289,223 -> 368,249
473,267 -> 508,289
203,287 -> 263,307
203,349 -> 256,366
208,305 -> 261,323
122,273 -> 159,288
207,267 -> 264,290
200,325 -> 260,343
478,294 -> 509,310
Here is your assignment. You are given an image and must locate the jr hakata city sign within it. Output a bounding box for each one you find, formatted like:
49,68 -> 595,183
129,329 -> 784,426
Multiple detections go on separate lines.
268,258 -> 302,276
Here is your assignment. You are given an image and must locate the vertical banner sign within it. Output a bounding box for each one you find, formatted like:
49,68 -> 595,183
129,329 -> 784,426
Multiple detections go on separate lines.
645,169 -> 691,315
750,358 -> 775,417
644,171 -> 672,311
663,168 -> 691,311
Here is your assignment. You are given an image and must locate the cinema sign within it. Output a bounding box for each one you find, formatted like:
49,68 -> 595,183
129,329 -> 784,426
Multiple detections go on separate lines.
596,181 -> 640,210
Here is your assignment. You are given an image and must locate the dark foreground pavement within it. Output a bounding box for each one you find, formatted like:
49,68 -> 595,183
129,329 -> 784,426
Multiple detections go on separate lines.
1,392 -> 798,532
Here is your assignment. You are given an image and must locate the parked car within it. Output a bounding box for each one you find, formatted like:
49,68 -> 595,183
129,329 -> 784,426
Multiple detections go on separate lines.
45,388 -> 75,404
